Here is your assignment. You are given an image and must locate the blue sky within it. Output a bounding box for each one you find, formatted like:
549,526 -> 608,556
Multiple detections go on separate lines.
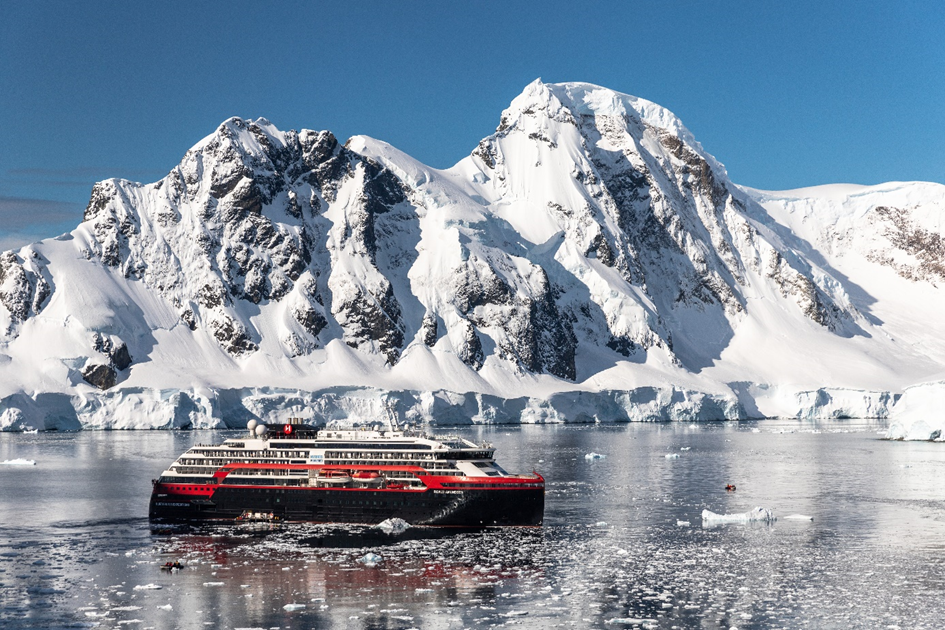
1,0 -> 943,250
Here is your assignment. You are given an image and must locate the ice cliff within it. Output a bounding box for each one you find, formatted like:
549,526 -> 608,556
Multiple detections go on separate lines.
2,80 -> 944,433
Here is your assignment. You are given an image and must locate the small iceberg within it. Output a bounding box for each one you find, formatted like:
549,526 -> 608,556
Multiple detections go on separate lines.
358,552 -> 383,567
702,507 -> 775,524
1,459 -> 36,466
585,452 -> 606,460
283,603 -> 306,611
664,453 -> 680,459
132,584 -> 162,591
784,514 -> 814,521
676,520 -> 690,527
374,518 -> 410,535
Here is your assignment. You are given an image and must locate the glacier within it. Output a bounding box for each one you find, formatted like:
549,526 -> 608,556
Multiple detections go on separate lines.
1,80 -> 945,434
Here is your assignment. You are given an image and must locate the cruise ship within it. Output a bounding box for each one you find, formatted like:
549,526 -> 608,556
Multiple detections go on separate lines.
149,419 -> 544,526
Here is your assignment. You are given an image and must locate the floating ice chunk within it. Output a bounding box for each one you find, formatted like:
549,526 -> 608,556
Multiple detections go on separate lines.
676,520 -> 690,527
203,582 -> 224,587
665,453 -> 680,459
585,452 -> 606,460
783,514 -> 814,521
358,552 -> 383,567
157,604 -> 173,611
701,507 -> 775,524
133,584 -> 162,590
501,611 -> 529,617
606,618 -> 656,625
680,447 -> 691,451
1,459 -> 36,466
283,603 -> 306,611
374,518 -> 410,535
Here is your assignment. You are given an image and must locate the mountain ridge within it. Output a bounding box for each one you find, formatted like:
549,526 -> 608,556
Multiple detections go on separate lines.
2,80 -> 944,434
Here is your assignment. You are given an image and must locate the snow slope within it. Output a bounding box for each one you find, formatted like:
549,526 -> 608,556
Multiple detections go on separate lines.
1,80 -> 943,433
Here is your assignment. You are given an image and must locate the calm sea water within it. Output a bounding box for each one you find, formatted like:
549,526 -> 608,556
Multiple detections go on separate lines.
1,420 -> 944,629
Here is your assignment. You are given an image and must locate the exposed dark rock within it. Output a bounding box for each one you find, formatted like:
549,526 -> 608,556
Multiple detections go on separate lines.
292,300 -> 328,339
420,313 -> 438,347
607,336 -> 638,357
83,181 -> 113,221
209,315 -> 258,356
82,363 -> 117,390
333,282 -> 404,365
767,250 -> 841,330
180,308 -> 197,330
92,333 -> 132,370
658,132 -> 728,207
0,251 -> 51,324
455,319 -> 484,370
473,140 -> 496,169
198,283 -> 226,309
869,205 -> 945,284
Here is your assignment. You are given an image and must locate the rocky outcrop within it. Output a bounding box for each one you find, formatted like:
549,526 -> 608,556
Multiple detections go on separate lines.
868,205 -> 945,285
0,250 -> 51,329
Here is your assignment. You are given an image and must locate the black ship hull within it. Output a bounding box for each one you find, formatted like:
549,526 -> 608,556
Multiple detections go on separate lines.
149,485 -> 544,527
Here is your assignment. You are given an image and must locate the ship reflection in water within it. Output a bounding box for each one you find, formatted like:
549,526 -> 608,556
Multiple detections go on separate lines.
148,523 -> 547,628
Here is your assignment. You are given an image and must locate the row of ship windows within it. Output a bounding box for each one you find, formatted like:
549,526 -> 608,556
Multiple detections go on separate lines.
187,449 -> 492,462
172,459 -> 467,471
177,453 -> 453,466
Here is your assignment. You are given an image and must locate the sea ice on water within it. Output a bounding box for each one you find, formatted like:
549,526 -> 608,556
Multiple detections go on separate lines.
358,552 -> 383,567
132,584 -> 162,590
585,453 -> 606,460
283,603 -> 306,611
374,518 -> 410,535
783,514 -> 814,521
1,459 -> 36,466
701,507 -> 775,524
665,453 -> 680,459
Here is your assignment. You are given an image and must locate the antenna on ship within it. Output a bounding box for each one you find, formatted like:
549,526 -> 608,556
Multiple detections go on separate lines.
384,398 -> 399,433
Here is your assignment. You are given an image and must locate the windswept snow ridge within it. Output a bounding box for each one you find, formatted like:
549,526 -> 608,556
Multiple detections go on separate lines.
1,80 -> 944,431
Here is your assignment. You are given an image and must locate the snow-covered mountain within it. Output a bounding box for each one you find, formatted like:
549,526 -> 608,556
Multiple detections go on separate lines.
2,79 -> 944,434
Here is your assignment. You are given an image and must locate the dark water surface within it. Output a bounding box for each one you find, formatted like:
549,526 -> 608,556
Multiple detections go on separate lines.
1,420 -> 944,629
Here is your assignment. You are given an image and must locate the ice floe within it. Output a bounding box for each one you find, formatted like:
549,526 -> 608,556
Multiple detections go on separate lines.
358,552 -> 383,567
701,507 -> 776,524
374,518 -> 410,535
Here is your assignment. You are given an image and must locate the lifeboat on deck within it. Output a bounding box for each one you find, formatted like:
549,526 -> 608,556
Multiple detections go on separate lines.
317,469 -> 353,486
352,470 -> 386,486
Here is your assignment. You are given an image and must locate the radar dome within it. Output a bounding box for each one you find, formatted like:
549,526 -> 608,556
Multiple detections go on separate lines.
247,420 -> 257,431
254,425 -> 266,436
